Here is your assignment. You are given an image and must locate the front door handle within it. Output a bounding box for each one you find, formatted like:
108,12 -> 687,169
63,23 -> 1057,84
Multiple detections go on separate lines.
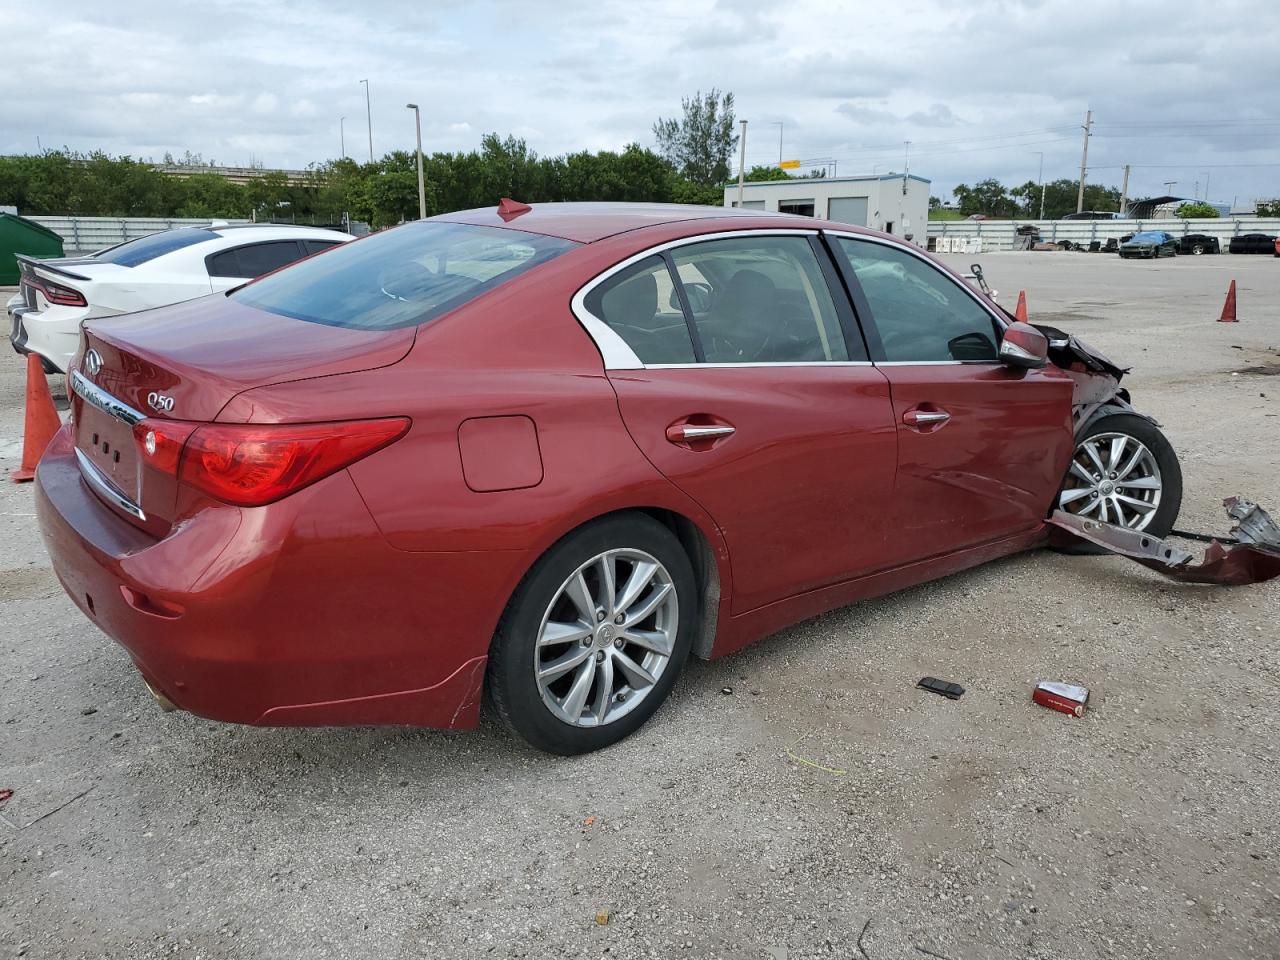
666,423 -> 735,443
902,408 -> 951,429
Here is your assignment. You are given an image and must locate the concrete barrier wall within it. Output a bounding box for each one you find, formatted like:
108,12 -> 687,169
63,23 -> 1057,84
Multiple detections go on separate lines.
28,216 -> 251,254
926,217 -> 1280,252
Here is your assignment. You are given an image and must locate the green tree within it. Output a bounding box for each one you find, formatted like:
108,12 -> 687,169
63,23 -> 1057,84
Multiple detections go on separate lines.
652,89 -> 738,186
743,165 -> 789,182
952,178 -> 1017,217
1257,199 -> 1280,216
1176,201 -> 1219,219
1009,178 -> 1122,219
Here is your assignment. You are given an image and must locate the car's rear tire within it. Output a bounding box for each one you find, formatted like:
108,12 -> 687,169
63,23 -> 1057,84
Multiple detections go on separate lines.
1052,413 -> 1183,554
487,513 -> 698,755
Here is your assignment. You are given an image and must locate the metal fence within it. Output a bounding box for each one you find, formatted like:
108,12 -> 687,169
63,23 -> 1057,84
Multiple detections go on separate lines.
926,217 -> 1280,252
28,216 -> 251,254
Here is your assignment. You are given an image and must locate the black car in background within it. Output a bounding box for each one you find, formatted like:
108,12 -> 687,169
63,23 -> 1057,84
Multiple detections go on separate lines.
1179,234 -> 1220,255
1228,233 -> 1279,255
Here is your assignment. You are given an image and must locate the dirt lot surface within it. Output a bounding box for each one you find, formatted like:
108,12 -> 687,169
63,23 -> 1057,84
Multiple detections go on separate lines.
2,253 -> 1278,960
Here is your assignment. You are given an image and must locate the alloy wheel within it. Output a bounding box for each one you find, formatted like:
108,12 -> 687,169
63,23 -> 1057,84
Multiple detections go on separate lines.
533,549 -> 679,728
1058,431 -> 1164,531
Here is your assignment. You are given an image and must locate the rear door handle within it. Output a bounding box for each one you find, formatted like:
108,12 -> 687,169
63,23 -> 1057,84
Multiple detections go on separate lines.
902,408 -> 951,428
665,420 -> 735,446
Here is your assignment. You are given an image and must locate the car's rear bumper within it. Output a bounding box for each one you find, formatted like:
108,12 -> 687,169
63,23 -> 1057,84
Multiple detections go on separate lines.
34,424 -> 515,728
15,303 -> 86,372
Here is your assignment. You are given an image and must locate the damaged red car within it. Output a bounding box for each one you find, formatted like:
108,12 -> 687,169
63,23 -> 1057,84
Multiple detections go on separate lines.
35,202 -> 1183,754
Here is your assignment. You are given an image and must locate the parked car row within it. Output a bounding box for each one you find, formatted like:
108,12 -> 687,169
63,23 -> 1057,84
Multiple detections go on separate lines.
7,223 -> 352,372
30,201 -> 1184,754
1112,231 -> 1280,259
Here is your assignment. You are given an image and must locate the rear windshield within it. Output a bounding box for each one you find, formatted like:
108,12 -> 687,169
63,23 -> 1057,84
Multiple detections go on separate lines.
231,221 -> 578,330
94,228 -> 217,266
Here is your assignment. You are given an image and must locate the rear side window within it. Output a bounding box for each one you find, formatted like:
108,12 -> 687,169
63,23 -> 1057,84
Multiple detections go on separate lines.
303,239 -> 341,255
670,236 -> 851,363
93,228 -> 216,267
233,222 -> 577,330
583,256 -> 696,365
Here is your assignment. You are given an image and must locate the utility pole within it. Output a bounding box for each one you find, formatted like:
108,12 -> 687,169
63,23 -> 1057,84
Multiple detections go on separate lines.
1076,109 -> 1092,214
1119,164 -> 1130,215
736,120 -> 748,207
1204,172 -> 1211,205
771,121 -> 783,165
339,116 -> 346,159
406,103 -> 426,220
360,79 -> 373,163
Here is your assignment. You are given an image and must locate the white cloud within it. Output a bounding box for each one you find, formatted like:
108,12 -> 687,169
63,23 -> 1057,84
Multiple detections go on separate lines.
0,0 -> 1277,203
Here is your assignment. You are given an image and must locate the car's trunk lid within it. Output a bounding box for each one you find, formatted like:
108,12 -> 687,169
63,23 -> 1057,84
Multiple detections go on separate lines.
72,295 -> 415,533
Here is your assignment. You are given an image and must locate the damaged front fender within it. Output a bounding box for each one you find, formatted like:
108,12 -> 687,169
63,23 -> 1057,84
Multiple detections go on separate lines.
1035,324 -> 1140,433
1048,498 -> 1280,585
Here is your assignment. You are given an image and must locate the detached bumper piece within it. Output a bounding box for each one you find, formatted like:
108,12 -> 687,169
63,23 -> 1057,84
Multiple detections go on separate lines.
1048,498 -> 1280,585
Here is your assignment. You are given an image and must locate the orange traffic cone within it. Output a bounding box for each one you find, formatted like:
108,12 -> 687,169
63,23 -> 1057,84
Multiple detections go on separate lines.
1014,290 -> 1028,323
1218,280 -> 1238,323
10,354 -> 63,483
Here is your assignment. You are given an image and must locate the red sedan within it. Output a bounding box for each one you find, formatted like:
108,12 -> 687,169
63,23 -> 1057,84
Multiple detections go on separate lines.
35,202 -> 1182,754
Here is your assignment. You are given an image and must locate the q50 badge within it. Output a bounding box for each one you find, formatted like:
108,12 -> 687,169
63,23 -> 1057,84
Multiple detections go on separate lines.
147,391 -> 175,414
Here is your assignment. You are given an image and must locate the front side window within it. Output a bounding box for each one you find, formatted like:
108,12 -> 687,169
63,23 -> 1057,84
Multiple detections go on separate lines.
671,236 -> 851,363
229,241 -> 306,278
836,238 -> 1001,362
233,222 -> 577,330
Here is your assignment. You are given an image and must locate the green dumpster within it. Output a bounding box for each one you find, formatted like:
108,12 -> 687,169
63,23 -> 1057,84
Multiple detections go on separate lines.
0,213 -> 65,285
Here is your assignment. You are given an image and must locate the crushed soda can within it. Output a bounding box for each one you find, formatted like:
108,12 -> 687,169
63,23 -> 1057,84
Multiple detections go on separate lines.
1033,681 -> 1089,717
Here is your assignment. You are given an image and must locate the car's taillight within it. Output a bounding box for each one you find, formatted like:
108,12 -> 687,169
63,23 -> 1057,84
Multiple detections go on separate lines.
35,278 -> 87,307
132,417 -> 408,507
132,419 -> 200,474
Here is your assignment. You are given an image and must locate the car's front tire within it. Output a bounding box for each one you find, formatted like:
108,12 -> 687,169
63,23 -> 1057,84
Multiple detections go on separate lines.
1053,413 -> 1183,550
487,513 -> 698,755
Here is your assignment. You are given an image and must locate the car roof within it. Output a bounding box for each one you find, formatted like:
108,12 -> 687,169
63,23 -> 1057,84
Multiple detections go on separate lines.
435,201 -> 823,243
210,224 -> 352,241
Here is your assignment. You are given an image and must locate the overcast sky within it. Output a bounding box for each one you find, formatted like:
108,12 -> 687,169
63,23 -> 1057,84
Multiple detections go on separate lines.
3,0 -> 1278,206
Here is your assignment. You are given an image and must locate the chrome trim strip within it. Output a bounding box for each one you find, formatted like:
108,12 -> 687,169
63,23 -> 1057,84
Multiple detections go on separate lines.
644,360 -> 874,370
570,228 -> 822,371
70,370 -> 145,425
75,448 -> 146,521
875,360 -> 1002,367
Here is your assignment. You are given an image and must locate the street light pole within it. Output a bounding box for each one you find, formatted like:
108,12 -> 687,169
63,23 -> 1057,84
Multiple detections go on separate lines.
360,79 -> 373,163
771,121 -> 783,165
339,116 -> 346,160
406,103 -> 426,220
736,120 -> 748,207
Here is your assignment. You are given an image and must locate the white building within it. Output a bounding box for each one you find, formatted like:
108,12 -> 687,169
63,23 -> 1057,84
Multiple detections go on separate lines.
723,174 -> 932,246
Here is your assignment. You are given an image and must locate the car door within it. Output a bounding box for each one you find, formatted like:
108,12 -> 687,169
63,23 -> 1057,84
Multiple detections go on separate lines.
577,231 -> 898,614
828,233 -> 1075,564
206,240 -> 307,291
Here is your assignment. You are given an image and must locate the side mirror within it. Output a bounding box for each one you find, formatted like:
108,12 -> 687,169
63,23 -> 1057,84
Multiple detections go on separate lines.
999,321 -> 1049,369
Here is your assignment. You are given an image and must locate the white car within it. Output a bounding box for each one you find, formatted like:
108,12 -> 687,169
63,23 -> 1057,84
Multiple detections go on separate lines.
7,223 -> 353,373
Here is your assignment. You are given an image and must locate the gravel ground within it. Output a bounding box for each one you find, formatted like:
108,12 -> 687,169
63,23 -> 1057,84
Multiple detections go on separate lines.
1,252 -> 1278,960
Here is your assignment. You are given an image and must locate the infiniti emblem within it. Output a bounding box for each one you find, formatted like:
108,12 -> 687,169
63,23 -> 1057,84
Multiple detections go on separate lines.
83,348 -> 102,377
